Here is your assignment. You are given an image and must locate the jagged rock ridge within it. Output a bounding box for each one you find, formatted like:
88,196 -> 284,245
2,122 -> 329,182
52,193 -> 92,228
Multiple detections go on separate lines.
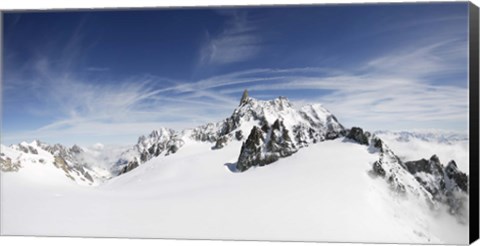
0,141 -> 104,185
114,91 -> 345,174
0,91 -> 469,217
404,156 -> 468,216
346,127 -> 469,219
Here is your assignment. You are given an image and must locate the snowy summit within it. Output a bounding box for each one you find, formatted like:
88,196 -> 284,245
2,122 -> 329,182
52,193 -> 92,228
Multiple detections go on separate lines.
0,91 -> 470,244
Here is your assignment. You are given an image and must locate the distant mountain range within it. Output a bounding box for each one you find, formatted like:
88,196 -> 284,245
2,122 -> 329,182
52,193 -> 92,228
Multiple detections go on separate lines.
0,90 -> 469,220
374,130 -> 468,144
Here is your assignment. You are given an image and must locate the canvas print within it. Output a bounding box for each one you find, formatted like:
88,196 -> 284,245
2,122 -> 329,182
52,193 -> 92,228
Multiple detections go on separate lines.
0,2 -> 474,244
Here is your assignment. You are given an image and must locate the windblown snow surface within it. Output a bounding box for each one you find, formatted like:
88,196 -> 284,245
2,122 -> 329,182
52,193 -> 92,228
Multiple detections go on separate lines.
0,138 -> 468,244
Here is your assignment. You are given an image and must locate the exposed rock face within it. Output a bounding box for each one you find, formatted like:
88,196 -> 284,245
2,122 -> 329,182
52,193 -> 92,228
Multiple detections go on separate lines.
16,143 -> 39,155
445,161 -> 468,192
1,91 -> 471,222
338,126 -> 470,218
70,145 -> 83,154
117,128 -> 185,175
212,134 -> 232,150
235,130 -> 243,141
0,140 -> 103,185
365,132 -> 417,195
0,157 -> 21,172
233,99 -> 345,172
119,159 -> 139,175
405,155 -> 445,196
236,119 -> 301,172
405,156 -> 447,195
371,136 -> 383,151
116,94 -> 344,175
53,156 -> 75,181
42,143 -> 83,164
267,119 -> 296,157
239,89 -> 249,106
237,126 -> 267,172
346,127 -> 370,145
404,155 -> 469,215
372,160 -> 386,177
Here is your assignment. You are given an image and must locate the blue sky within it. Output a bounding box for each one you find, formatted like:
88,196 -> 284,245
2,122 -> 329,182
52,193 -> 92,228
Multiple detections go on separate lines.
2,3 -> 470,145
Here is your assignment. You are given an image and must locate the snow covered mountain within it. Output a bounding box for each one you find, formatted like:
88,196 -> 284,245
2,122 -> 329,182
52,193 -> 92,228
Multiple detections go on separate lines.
0,90 -> 470,243
0,140 -> 113,185
344,127 -> 469,221
1,91 -> 469,205
404,155 -> 468,217
375,130 -> 469,175
114,90 -> 344,174
110,91 -> 469,215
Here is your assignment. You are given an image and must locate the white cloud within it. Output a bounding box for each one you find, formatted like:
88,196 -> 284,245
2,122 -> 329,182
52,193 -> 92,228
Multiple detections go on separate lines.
3,33 -> 468,145
363,38 -> 467,78
200,11 -> 262,65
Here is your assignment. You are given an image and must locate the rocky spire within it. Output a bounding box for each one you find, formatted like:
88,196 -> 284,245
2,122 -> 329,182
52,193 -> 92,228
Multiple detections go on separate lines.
239,89 -> 249,106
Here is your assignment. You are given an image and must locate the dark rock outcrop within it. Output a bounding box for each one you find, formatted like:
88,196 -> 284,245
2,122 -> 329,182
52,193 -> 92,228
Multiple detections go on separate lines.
346,127 -> 370,145
115,93 -> 344,175
239,89 -> 250,106
405,155 -> 444,177
119,159 -> 139,175
0,157 -> 21,172
213,135 -> 231,150
404,155 -> 469,215
116,128 -> 185,174
236,119 -> 301,172
266,119 -> 297,157
372,160 -> 386,177
70,145 -> 83,154
445,160 -> 468,193
236,126 -> 266,172
235,130 -> 243,141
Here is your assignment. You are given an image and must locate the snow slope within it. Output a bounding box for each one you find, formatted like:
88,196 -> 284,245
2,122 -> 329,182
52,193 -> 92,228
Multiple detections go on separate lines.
1,138 -> 468,244
0,93 -> 469,244
0,141 -> 99,186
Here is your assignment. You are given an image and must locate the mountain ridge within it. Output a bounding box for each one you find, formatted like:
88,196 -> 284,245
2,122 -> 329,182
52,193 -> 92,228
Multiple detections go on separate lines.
0,91 -> 469,220
114,90 -> 345,174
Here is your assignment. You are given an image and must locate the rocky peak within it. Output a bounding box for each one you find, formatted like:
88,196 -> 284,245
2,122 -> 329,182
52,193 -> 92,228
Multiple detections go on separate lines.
239,89 -> 250,106
236,126 -> 268,172
1,141 -> 100,185
346,127 -> 370,145
446,160 -> 458,174
403,155 -> 468,215
430,154 -> 440,164
246,126 -> 265,147
70,145 -> 83,154
115,93 -> 342,174
116,127 -> 184,175
445,160 -> 468,193
404,155 -> 444,177
235,110 -> 342,172
362,130 -> 468,216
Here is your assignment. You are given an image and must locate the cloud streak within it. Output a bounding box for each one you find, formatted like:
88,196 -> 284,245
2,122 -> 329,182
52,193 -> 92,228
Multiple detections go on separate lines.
2,22 -> 468,146
200,11 -> 262,65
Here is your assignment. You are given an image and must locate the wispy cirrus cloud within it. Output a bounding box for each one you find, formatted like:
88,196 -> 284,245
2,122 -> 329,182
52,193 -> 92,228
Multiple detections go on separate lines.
3,60 -> 253,145
3,27 -> 468,146
363,38 -> 467,78
200,11 -> 262,65
86,67 -> 110,72
213,38 -> 468,132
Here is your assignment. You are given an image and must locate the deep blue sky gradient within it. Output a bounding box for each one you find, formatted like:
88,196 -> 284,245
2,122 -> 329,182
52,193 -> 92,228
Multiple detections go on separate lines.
2,3 -> 470,145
